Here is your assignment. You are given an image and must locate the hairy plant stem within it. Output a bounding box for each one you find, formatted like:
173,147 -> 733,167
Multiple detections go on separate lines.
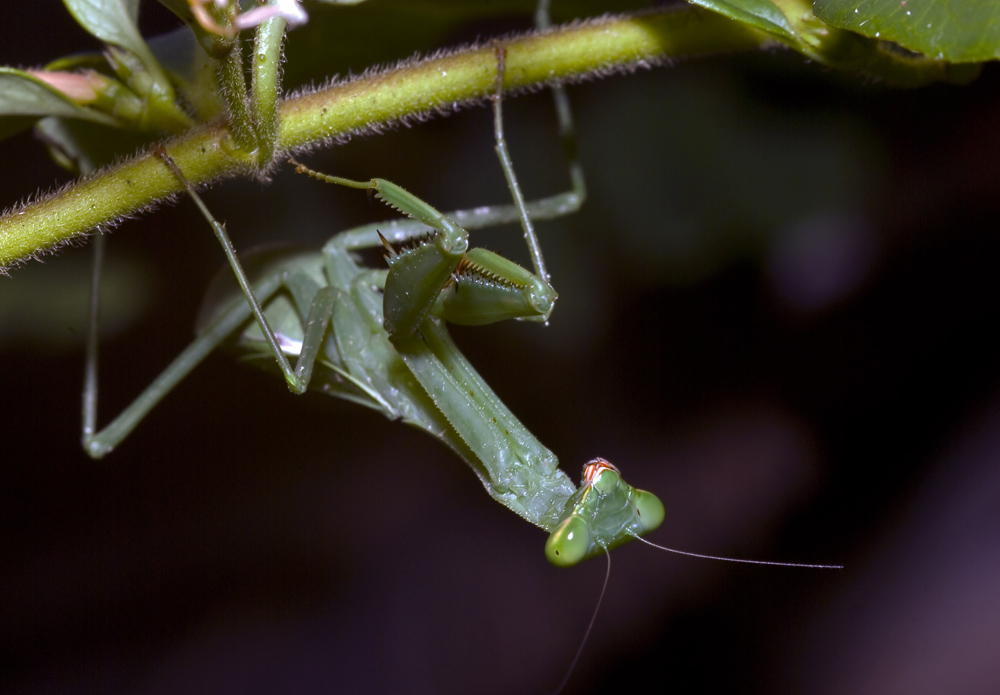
0,8 -> 769,269
250,14 -> 285,168
217,37 -> 255,155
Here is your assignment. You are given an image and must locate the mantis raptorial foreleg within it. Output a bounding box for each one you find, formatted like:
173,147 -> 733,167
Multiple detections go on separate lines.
287,164 -> 558,340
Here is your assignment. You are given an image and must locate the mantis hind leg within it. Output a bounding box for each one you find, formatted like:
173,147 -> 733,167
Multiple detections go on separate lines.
80,154 -> 345,458
81,232 -> 106,454
80,257 -> 287,458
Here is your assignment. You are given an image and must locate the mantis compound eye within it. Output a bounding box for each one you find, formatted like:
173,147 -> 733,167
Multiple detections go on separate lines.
590,467 -> 621,494
634,489 -> 665,533
545,516 -> 591,568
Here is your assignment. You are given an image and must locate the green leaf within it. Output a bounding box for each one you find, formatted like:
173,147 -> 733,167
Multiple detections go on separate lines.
814,0 -> 1000,63
147,27 -> 225,123
45,52 -> 111,74
686,0 -> 796,41
154,0 -> 191,22
60,0 -> 194,133
0,68 -> 121,141
61,0 -> 151,62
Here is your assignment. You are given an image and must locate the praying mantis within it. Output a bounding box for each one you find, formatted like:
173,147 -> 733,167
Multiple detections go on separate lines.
0,3 -> 857,692
73,25 -> 835,693
5,3 -> 998,694
80,26 -> 666,568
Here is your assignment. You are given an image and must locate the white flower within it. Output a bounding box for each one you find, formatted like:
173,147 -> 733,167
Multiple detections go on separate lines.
233,0 -> 309,30
189,0 -> 309,37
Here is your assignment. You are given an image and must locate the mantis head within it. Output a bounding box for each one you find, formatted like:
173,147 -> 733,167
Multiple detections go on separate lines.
545,458 -> 664,567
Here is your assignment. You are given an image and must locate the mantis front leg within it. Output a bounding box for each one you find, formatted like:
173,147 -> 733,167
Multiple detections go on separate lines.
288,166 -> 560,338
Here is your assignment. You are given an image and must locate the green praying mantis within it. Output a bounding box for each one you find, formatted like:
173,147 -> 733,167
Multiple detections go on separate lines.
80,37 -> 666,569
77,0 -> 844,573
9,2 -> 846,691
76,49 -> 838,688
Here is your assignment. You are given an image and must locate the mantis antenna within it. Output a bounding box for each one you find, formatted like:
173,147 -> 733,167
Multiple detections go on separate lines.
547,548 -> 611,695
630,535 -> 844,569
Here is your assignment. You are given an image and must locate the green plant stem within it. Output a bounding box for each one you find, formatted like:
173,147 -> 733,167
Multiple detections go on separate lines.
0,8 -> 772,269
250,13 -> 286,168
217,36 -> 255,155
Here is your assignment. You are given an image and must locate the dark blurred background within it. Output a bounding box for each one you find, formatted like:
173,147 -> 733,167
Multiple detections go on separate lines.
3,2 -> 1000,694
